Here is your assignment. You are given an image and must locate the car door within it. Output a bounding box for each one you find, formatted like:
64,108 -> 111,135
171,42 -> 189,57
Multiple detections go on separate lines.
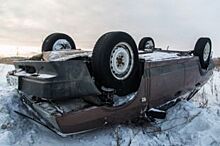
148,59 -> 185,108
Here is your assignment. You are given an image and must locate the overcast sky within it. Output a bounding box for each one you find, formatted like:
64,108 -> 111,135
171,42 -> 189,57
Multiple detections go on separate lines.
0,0 -> 219,56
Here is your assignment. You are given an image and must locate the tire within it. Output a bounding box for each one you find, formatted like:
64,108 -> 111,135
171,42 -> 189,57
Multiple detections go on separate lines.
193,38 -> 212,69
92,31 -> 141,96
42,33 -> 76,52
138,37 -> 155,51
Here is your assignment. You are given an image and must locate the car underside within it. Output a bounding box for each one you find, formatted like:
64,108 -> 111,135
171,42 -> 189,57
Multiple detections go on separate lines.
7,31 -> 214,136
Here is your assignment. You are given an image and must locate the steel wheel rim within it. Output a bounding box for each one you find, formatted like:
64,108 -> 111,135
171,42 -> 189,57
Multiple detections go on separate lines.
52,39 -> 72,51
145,40 -> 154,49
203,42 -> 211,62
110,42 -> 134,80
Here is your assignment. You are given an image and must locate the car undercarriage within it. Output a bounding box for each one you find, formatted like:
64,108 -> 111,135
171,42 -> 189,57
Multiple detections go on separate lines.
7,31 -> 214,136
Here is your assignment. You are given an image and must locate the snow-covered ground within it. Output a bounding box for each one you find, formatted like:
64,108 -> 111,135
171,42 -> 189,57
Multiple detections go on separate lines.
0,64 -> 220,146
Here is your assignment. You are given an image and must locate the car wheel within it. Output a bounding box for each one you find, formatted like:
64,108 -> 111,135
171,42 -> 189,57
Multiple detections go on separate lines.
92,31 -> 141,96
138,37 -> 155,51
193,38 -> 212,69
42,33 -> 76,52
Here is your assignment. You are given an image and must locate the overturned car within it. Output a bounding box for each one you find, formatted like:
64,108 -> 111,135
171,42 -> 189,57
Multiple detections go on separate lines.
7,32 -> 214,136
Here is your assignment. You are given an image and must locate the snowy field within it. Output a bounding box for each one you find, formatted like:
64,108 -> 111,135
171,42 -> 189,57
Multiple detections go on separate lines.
0,64 -> 220,146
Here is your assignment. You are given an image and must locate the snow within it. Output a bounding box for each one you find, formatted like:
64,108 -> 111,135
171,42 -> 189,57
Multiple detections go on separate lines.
0,64 -> 220,146
139,51 -> 192,61
40,50 -> 191,62
14,71 -> 56,79
42,50 -> 92,61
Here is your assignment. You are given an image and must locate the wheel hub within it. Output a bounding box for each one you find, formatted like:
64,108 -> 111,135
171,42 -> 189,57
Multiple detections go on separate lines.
116,55 -> 124,67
